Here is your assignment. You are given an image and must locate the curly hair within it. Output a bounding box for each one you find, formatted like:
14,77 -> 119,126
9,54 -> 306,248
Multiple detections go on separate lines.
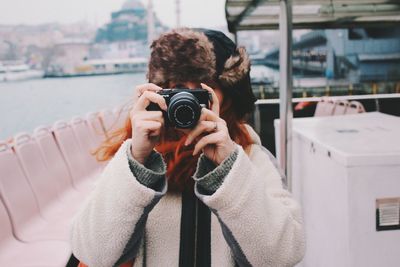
93,28 -> 256,192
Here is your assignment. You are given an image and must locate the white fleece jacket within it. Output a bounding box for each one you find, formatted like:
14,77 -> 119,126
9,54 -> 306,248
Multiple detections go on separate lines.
70,125 -> 305,267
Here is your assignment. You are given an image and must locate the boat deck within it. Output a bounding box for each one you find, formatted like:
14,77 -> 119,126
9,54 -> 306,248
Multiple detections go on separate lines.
0,105 -> 131,266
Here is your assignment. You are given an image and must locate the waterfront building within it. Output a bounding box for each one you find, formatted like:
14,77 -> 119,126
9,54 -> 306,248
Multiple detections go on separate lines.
46,39 -> 91,76
45,0 -> 168,76
93,0 -> 168,59
255,28 -> 400,83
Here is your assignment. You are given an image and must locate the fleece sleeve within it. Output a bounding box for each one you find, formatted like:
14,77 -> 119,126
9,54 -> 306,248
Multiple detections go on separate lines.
193,147 -> 238,195
194,144 -> 306,267
127,143 -> 166,191
70,139 -> 167,267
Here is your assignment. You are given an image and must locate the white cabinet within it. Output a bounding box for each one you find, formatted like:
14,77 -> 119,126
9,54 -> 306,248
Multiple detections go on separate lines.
275,112 -> 400,267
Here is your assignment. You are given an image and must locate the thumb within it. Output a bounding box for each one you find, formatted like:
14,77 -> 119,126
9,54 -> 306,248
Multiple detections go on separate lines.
201,83 -> 220,115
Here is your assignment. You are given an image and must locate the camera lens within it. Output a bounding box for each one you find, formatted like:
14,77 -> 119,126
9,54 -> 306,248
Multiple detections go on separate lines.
168,91 -> 201,128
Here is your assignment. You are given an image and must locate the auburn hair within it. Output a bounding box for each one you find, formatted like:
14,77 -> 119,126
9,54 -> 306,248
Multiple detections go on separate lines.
93,96 -> 254,192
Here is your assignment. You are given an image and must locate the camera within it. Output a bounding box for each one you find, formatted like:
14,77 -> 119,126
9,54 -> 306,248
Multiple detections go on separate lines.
147,88 -> 212,129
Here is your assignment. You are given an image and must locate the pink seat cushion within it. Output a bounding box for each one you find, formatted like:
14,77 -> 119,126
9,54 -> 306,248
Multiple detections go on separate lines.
34,127 -> 93,198
70,117 -> 102,173
100,109 -> 118,134
333,100 -> 348,115
0,142 -> 69,242
14,133 -> 62,213
314,98 -> 336,116
52,121 -> 90,185
0,200 -> 70,266
86,112 -> 106,147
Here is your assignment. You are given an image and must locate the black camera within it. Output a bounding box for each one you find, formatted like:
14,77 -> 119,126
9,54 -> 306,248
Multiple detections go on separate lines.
147,89 -> 212,129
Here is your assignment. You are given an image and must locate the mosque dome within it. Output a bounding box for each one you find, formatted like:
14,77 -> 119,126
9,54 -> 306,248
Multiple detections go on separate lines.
121,0 -> 145,10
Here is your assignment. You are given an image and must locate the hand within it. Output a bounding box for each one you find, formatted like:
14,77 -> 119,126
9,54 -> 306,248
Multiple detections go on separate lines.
130,83 -> 167,164
184,83 -> 236,165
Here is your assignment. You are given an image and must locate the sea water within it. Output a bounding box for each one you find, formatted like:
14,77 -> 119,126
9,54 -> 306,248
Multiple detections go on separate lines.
0,73 -> 146,140
0,66 -> 278,140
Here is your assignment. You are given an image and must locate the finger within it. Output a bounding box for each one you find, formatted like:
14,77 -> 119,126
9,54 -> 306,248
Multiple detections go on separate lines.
201,83 -> 220,115
134,91 -> 167,111
199,107 -> 221,123
147,121 -> 162,138
131,110 -> 164,124
149,127 -> 162,137
185,120 -> 216,145
193,132 -> 222,156
136,83 -> 163,95
134,120 -> 162,136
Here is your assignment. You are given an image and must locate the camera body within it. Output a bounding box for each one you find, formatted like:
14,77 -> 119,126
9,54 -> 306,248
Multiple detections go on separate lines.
147,88 -> 212,129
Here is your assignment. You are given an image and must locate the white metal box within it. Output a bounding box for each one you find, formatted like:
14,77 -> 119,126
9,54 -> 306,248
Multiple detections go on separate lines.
274,112 -> 400,267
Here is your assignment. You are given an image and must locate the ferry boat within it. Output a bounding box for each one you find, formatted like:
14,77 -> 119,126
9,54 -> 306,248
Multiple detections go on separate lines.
1,0 -> 400,266
45,57 -> 148,78
0,62 -> 44,82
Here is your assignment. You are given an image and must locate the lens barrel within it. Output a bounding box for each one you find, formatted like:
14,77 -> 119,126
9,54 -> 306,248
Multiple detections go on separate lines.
168,91 -> 201,128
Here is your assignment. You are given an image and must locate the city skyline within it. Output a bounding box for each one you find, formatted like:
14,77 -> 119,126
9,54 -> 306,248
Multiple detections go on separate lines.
0,0 -> 227,29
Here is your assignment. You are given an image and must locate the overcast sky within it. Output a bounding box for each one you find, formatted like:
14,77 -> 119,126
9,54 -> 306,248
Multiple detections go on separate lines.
0,0 -> 227,29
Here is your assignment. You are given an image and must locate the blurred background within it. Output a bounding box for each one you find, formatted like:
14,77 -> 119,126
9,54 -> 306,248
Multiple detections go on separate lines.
1,1 -> 400,266
1,0 -> 399,146
0,0 -> 229,139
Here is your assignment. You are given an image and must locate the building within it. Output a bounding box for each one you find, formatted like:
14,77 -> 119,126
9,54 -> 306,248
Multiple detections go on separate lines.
93,0 -> 168,59
46,39 -> 92,76
0,22 -> 96,69
256,27 -> 400,83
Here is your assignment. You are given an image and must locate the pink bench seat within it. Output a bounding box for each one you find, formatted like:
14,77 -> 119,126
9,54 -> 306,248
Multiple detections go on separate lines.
52,121 -> 96,193
0,198 -> 70,266
0,141 -> 69,242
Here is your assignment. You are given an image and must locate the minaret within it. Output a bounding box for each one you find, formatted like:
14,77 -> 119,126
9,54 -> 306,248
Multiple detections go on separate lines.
147,0 -> 155,46
176,0 -> 181,27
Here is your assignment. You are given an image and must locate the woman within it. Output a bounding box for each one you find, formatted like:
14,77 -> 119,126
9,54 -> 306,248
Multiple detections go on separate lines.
71,28 -> 305,267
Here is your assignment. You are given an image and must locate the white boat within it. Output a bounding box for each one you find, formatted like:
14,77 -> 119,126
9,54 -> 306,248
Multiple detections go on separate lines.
45,57 -> 148,78
0,63 -> 44,82
86,57 -> 148,73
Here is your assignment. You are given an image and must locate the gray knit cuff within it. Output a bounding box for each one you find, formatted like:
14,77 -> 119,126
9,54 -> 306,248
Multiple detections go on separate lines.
193,146 -> 239,195
127,143 -> 166,192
